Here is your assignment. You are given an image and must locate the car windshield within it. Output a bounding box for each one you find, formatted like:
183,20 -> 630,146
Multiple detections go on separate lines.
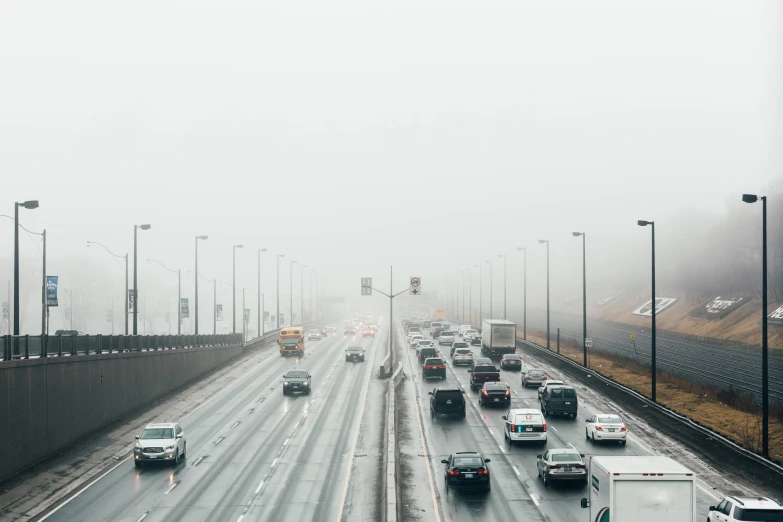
283,339 -> 300,347
141,428 -> 173,439
347,347 -> 362,353
733,508 -> 783,521
286,371 -> 308,378
420,349 -> 437,356
453,457 -> 484,467
485,383 -> 507,390
452,342 -> 468,348
474,365 -> 496,373
419,340 -> 432,345
465,330 -> 476,334
597,415 -> 622,424
551,453 -> 581,463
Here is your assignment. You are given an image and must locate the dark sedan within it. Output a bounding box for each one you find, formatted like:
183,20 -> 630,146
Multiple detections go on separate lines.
479,382 -> 511,408
442,452 -> 491,493
282,370 -> 312,395
422,357 -> 446,379
345,346 -> 365,362
500,354 -> 523,371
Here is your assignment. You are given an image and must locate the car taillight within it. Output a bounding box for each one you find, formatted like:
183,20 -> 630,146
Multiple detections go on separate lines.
595,426 -> 603,431
461,396 -> 465,405
621,426 -> 627,431
525,376 -> 530,380
478,469 -> 488,476
546,400 -> 550,406
548,465 -> 558,470
543,423 -> 547,431
511,424 -> 516,431
432,398 -> 436,406
448,470 -> 461,476
482,390 -> 488,396
542,376 -> 547,380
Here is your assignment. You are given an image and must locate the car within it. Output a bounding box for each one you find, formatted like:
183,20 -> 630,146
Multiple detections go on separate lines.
422,357 -> 446,379
308,329 -> 321,340
345,346 -> 366,362
708,497 -> 783,522
54,329 -> 86,336
442,452 -> 491,493
422,321 -> 432,329
452,347 -> 473,366
416,339 -> 435,351
326,325 -> 336,334
458,325 -> 472,337
502,408 -> 547,445
450,341 -> 470,357
438,331 -> 457,346
430,322 -> 443,330
418,347 -> 439,365
431,327 -> 445,338
134,422 -> 186,466
344,326 -> 357,335
479,382 -> 511,408
585,413 -> 627,444
522,368 -> 548,388
537,380 -> 564,399
363,328 -> 375,337
536,448 -> 587,487
500,354 -> 523,371
468,363 -> 500,391
282,369 -> 312,395
429,387 -> 466,419
470,356 -> 493,372
410,335 -> 425,348
470,334 -> 482,346
540,385 -> 578,418
463,329 -> 478,341
320,327 -> 328,336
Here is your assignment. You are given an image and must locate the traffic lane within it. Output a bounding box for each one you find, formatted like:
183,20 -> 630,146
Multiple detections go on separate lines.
404,343 -> 545,522
246,332 -> 380,521
451,348 -> 717,521
44,331 -> 347,522
154,330 -> 358,522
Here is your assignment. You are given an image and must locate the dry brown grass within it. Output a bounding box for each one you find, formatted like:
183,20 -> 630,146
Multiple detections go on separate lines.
525,332 -> 783,463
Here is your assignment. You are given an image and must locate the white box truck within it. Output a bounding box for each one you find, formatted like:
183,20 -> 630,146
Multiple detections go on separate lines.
580,456 -> 696,522
481,319 -> 517,358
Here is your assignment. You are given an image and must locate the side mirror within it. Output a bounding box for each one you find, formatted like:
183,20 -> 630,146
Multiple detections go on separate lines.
484,458 -> 491,463
428,392 -> 433,395
176,433 -> 183,439
501,415 -> 507,420
135,435 -> 140,439
440,459 -> 448,464
536,454 -> 542,459
580,454 -> 585,458
585,419 -> 590,422
467,370 -> 472,373
708,506 -> 716,512
283,375 -> 287,378
580,498 -> 589,509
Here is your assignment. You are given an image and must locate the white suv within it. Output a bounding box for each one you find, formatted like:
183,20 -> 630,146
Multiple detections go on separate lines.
134,422 -> 186,466
708,496 -> 783,522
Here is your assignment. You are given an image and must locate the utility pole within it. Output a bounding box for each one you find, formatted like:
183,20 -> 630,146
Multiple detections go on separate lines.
499,254 -> 507,319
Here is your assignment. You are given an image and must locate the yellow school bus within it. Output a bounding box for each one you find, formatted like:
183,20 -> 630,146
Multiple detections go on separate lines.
278,327 -> 305,356
432,308 -> 447,321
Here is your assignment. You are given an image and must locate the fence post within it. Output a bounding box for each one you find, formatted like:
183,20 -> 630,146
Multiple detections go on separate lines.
97,334 -> 102,355
557,328 -> 560,354
3,335 -> 9,360
24,335 -> 30,359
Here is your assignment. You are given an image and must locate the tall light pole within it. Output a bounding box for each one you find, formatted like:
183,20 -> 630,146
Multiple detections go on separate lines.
289,260 -> 298,325
742,193 -> 769,457
133,224 -> 151,335
516,247 -> 527,340
637,221 -> 656,402
257,248 -> 267,337
232,244 -> 243,334
538,240 -> 550,349
499,254 -> 507,319
87,240 -> 129,335
276,254 -> 285,329
194,235 -> 208,334
147,259 -> 180,335
474,264 -> 482,324
13,200 -> 39,336
572,233 -> 587,366
485,260 -> 493,319
300,264 -> 307,323
462,270 -> 466,322
309,268 -> 314,322
467,267 -> 472,326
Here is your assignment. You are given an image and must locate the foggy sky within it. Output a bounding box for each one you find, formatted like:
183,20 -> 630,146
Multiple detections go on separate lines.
1,1 -> 781,333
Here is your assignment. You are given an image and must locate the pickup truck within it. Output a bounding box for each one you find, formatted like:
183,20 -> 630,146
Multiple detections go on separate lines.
468,363 -> 501,391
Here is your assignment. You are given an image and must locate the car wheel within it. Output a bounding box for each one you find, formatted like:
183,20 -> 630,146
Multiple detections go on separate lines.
621,440 -> 627,446
182,443 -> 186,459
572,413 -> 577,419
430,408 -> 435,419
543,472 -> 549,488
461,410 -> 466,419
173,449 -> 180,466
283,389 -> 288,396
585,429 -> 590,441
591,432 -> 596,443
479,400 -> 483,408
134,460 -> 141,467
486,482 -> 491,493
542,408 -> 548,418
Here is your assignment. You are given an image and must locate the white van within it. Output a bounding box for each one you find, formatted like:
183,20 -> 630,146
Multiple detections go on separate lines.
458,325 -> 472,337
501,408 -> 547,445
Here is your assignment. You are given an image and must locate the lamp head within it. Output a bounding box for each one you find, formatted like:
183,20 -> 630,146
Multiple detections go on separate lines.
235,244 -> 243,249
538,239 -> 548,244
637,220 -> 650,227
742,194 -> 758,204
197,235 -> 208,240
517,246 -> 525,251
572,232 -> 583,237
140,224 -> 151,230
146,259 -> 151,264
21,200 -> 39,209
86,241 -> 91,247
260,248 -> 267,252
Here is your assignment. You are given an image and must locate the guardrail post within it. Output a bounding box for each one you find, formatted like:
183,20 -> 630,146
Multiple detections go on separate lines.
24,335 -> 30,359
58,335 -> 63,357
97,334 -> 102,354
557,328 -> 560,354
3,335 -> 9,361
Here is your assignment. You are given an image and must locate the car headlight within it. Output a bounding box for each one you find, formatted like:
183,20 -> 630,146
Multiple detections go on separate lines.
303,382 -> 310,386
165,444 -> 176,450
283,381 -> 289,385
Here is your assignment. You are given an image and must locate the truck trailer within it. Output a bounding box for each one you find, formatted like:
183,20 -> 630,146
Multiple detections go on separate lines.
481,319 -> 517,358
580,456 -> 696,522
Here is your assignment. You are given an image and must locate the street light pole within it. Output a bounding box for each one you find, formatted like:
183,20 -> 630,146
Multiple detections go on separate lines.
475,265 -> 482,324
467,267 -> 472,326
133,224 -> 151,335
276,254 -> 285,329
637,221 -> 656,402
232,244 -> 243,334
485,260 -> 493,319
289,260 -> 297,325
301,265 -> 307,323
13,200 -> 39,336
573,233 -> 587,366
258,248 -> 267,337
499,254 -> 507,319
538,240 -> 550,349
195,235 -> 208,334
516,247 -> 527,340
86,241 -> 129,335
742,193 -> 769,457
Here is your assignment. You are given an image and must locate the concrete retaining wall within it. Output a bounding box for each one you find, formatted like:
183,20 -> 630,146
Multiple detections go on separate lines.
0,343 -> 243,483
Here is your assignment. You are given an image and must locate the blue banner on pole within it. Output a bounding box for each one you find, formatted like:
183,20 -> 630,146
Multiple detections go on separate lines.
46,276 -> 59,306
181,298 -> 190,318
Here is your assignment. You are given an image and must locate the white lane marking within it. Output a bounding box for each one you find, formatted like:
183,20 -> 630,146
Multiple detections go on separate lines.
237,516 -> 245,522
512,465 -> 521,476
246,408 -> 254,415
231,421 -> 240,429
254,481 -> 265,494
214,436 -> 224,446
550,426 -> 557,432
488,427 -> 495,436
283,438 -> 289,446
193,456 -> 205,466
523,400 -> 530,405
531,493 -> 540,506
513,390 -> 520,396
135,513 -> 148,522
271,458 -> 279,468
164,482 -> 179,495
498,446 -> 506,453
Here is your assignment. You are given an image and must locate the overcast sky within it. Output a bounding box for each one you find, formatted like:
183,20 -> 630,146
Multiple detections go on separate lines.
1,1 -> 780,333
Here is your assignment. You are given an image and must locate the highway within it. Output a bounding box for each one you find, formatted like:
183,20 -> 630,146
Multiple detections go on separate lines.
398,323 -> 721,522
41,328 -> 386,522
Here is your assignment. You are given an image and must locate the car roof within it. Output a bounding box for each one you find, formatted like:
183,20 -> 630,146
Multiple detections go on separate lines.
509,408 -> 542,415
728,497 -> 783,509
547,385 -> 574,390
547,448 -> 581,455
434,387 -> 462,393
145,422 -> 176,428
453,451 -> 482,457
424,357 -> 442,361
483,381 -> 508,387
347,346 -> 363,350
545,380 -> 564,384
475,357 -> 492,362
502,354 -> 521,358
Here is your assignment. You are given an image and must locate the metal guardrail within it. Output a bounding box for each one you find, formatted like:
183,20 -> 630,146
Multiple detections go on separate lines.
1,333 -> 242,361
242,329 -> 281,348
518,337 -> 783,473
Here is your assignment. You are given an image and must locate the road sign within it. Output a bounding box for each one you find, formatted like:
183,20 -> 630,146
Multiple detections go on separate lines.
361,277 -> 372,296
409,277 -> 421,296
630,332 -> 635,340
585,338 -> 593,348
